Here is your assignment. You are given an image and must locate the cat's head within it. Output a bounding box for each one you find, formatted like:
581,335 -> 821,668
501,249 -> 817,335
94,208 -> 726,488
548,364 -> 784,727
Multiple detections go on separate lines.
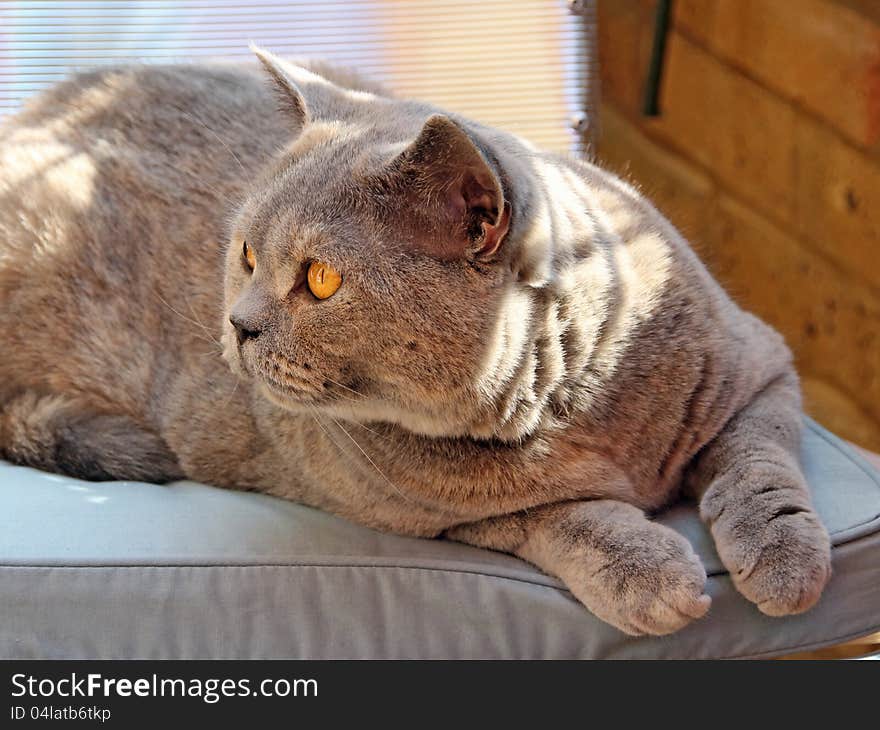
222,49 -> 543,440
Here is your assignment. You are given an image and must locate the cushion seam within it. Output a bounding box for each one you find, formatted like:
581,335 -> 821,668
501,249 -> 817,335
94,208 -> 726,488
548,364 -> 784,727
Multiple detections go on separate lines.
2,516 -> 878,591
0,562 -> 564,591
727,623 -> 880,660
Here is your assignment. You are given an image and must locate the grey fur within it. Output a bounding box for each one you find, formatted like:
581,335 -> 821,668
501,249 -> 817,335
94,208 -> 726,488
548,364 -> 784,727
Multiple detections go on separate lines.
0,51 -> 831,635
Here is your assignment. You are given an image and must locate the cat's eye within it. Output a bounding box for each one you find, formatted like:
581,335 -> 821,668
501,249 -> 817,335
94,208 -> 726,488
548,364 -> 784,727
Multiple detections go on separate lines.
243,240 -> 256,271
307,261 -> 342,299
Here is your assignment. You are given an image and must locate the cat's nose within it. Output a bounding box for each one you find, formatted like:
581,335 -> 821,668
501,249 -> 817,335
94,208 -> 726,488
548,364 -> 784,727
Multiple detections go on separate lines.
229,314 -> 261,345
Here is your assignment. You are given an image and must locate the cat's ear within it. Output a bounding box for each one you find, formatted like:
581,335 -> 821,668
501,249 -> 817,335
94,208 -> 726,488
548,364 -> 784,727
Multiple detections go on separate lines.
393,115 -> 510,261
251,44 -> 309,127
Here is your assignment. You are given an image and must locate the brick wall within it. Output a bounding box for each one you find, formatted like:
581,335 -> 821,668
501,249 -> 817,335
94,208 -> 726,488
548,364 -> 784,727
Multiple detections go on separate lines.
596,0 -> 880,451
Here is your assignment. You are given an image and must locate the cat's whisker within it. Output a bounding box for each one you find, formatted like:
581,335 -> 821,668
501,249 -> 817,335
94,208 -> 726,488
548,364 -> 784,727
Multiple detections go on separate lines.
323,389 -> 367,405
194,336 -> 225,355
327,414 -> 413,505
185,326 -> 223,350
272,363 -> 366,404
153,291 -> 224,351
307,406 -> 365,483
177,328 -> 224,356
352,420 -> 394,445
183,292 -> 216,337
220,375 -> 241,409
322,376 -> 366,400
190,333 -> 226,356
180,111 -> 247,178
307,406 -> 412,511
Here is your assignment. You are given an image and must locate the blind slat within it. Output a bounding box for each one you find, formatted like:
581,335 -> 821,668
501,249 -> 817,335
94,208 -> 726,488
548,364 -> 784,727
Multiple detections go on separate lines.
0,0 -> 595,154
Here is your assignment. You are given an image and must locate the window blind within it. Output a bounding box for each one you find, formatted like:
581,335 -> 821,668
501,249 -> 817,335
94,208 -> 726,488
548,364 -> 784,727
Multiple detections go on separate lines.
0,0 -> 596,153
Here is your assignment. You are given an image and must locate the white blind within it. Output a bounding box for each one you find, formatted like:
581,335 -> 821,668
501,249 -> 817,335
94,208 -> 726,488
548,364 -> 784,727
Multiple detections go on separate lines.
0,0 -> 595,153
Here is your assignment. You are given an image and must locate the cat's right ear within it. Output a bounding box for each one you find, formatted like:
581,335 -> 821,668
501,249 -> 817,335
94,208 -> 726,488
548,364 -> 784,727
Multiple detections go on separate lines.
251,44 -> 309,128
386,115 -> 510,262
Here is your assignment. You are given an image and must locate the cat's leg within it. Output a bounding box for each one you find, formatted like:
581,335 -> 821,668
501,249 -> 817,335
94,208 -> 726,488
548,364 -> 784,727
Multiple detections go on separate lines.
446,499 -> 710,636
686,370 -> 831,615
0,391 -> 183,483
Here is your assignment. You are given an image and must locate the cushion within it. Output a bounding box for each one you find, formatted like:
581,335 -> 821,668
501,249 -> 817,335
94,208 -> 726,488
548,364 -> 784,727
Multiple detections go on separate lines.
1,417 -> 878,659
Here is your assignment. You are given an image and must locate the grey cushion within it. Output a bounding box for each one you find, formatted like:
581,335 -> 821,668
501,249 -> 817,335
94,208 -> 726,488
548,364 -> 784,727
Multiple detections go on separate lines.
1,417 -> 878,659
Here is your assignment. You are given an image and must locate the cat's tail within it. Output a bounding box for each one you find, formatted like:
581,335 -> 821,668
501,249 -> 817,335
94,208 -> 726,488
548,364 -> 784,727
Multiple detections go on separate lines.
0,391 -> 183,483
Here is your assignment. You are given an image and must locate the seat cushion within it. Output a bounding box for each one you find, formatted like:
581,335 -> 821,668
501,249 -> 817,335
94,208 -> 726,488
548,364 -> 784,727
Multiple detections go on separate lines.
1,417 -> 879,659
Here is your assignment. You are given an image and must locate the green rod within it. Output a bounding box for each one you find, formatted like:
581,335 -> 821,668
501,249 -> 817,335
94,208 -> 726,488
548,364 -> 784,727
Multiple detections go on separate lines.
643,0 -> 673,117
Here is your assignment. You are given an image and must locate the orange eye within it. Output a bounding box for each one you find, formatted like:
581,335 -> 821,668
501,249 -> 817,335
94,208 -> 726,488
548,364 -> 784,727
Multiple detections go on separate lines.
243,240 -> 256,271
307,261 -> 342,299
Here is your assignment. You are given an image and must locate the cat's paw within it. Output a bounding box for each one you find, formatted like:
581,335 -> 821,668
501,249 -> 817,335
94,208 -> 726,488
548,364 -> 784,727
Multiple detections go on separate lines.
711,503 -> 831,616
580,528 -> 711,636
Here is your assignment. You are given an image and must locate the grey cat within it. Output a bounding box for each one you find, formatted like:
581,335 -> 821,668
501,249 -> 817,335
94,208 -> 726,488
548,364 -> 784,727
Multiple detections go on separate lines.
0,49 -> 831,635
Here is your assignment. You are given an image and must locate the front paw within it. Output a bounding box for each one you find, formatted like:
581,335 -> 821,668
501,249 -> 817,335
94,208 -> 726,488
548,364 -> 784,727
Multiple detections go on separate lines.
576,526 -> 711,636
710,503 -> 831,616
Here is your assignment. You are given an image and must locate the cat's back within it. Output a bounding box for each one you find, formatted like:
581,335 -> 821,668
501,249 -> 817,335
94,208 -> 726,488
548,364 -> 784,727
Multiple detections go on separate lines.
3,62 -> 276,139
0,63 -> 287,408
0,62 -> 283,224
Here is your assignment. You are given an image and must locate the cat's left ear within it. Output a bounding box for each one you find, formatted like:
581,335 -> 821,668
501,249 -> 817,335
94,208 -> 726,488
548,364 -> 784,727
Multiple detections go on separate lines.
251,44 -> 309,128
393,115 -> 510,261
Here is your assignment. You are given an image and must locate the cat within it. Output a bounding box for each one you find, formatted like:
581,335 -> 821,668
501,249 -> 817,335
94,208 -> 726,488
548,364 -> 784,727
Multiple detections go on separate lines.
0,48 -> 831,636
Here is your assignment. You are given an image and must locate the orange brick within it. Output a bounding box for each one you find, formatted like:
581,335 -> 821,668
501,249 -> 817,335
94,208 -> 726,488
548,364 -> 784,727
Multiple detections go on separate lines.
646,33 -> 798,224
597,102 -> 716,250
596,0 -> 656,116
801,377 -> 880,452
794,115 -> 880,292
707,195 -> 880,448
674,0 -> 880,148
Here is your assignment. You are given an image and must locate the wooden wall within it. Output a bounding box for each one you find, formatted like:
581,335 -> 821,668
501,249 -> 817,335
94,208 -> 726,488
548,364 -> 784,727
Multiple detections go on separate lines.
595,0 -> 880,451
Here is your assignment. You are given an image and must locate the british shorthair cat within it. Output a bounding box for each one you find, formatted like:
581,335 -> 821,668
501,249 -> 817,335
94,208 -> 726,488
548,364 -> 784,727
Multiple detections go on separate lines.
0,49 -> 831,635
